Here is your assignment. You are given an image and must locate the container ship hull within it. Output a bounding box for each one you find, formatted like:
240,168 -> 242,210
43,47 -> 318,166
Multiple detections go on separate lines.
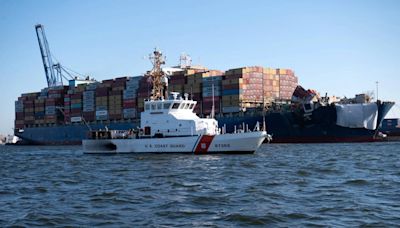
15,101 -> 394,145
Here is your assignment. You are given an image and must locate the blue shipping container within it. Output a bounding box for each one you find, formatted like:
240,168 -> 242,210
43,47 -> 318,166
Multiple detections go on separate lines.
222,89 -> 241,96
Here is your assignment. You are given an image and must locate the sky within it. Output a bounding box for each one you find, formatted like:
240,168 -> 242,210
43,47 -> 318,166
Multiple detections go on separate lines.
0,0 -> 399,134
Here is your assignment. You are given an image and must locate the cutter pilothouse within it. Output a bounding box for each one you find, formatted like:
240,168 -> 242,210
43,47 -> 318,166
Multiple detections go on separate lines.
83,49 -> 270,154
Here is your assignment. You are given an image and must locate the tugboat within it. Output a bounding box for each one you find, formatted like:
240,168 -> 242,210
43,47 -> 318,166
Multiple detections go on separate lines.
82,49 -> 270,154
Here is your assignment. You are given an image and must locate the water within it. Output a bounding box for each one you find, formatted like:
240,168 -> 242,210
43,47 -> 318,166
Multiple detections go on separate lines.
1,143 -> 400,227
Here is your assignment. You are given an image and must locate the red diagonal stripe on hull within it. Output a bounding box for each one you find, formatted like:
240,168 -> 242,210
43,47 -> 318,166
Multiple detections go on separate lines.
194,135 -> 215,154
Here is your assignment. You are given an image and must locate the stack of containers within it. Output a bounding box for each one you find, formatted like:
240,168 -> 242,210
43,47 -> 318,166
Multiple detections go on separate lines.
86,82 -> 99,91
83,90 -> 95,122
201,70 -> 224,115
241,67 -> 264,105
64,94 -> 71,124
222,67 -> 251,113
45,86 -> 67,124
36,88 -> 49,125
95,85 -> 109,121
185,72 -> 206,115
185,73 -> 202,100
278,69 -> 298,100
39,88 -> 49,99
45,98 -> 57,124
137,76 -> 151,112
21,93 -> 39,125
221,66 -> 298,113
15,99 -> 25,129
169,71 -> 186,95
262,68 -> 280,102
109,77 -> 127,120
222,72 -> 243,113
123,76 -> 141,119
108,90 -> 123,120
69,92 -> 83,123
34,97 -> 45,125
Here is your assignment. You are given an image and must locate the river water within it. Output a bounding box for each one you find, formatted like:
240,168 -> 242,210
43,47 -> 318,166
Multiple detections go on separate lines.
1,142 -> 400,227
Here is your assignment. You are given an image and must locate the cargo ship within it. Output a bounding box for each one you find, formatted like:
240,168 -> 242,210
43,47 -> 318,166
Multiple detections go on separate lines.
14,26 -> 394,145
14,61 -> 394,145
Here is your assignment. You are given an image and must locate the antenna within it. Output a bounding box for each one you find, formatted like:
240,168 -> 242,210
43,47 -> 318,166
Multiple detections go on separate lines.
180,53 -> 192,68
211,83 -> 215,119
147,48 -> 166,100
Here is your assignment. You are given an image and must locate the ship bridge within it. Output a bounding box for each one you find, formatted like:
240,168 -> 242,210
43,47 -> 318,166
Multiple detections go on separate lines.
141,93 -> 218,137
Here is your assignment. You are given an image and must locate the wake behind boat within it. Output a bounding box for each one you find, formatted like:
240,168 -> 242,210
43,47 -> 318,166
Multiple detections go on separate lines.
82,49 -> 270,154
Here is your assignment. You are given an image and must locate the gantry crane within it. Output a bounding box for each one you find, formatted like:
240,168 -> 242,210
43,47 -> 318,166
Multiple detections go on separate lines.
35,24 -> 64,87
35,24 -> 89,87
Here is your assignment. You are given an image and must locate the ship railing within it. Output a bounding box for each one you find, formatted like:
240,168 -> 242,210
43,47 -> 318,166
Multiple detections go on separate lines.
231,121 -> 264,134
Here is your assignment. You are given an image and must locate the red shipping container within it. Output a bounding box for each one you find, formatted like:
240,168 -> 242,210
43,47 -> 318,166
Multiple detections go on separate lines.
70,93 -> 82,99
202,96 -> 221,102
15,113 -> 24,120
123,100 -> 137,108
112,80 -> 126,87
70,109 -> 82,115
138,91 -> 150,98
109,90 -> 122,96
15,124 -> 24,129
102,79 -> 114,85
222,84 -> 241,90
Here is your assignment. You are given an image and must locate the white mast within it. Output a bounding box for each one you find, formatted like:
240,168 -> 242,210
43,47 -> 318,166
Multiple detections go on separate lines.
211,83 -> 215,118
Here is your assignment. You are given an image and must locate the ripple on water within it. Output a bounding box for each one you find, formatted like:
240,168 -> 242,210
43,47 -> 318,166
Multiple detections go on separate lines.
343,179 -> 370,186
223,213 -> 285,226
1,143 -> 400,227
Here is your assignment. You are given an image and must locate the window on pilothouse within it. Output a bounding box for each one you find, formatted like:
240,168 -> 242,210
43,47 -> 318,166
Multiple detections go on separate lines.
189,103 -> 195,109
179,103 -> 186,109
184,103 -> 190,109
145,104 -> 150,111
157,103 -> 162,110
172,103 -> 180,109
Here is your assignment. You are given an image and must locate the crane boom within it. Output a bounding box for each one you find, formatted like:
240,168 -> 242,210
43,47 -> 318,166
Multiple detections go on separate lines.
35,24 -> 63,87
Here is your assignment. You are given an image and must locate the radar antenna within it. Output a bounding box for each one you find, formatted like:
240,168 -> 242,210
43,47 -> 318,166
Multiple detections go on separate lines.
179,53 -> 192,68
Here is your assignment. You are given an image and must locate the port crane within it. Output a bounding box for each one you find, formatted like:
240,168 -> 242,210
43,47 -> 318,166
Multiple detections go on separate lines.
35,24 -> 88,87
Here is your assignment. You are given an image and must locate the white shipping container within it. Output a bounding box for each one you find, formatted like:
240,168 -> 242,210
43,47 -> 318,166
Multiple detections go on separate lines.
123,108 -> 136,114
96,110 -> 108,116
96,106 -> 108,111
71,116 -> 82,122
